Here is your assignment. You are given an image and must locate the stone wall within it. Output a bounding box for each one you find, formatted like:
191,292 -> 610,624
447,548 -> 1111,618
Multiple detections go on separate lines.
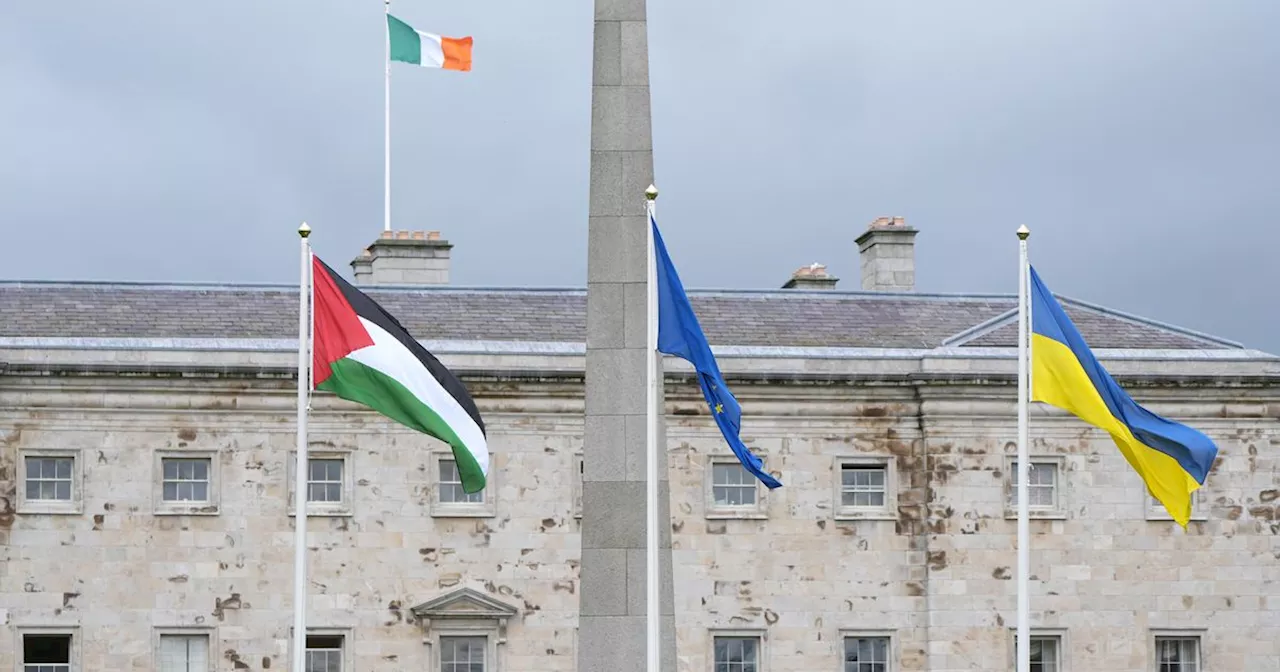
1,367 -> 1278,671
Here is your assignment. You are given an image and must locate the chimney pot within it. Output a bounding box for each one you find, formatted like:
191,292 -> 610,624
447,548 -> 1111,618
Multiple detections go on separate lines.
782,262 -> 839,290
855,216 -> 917,292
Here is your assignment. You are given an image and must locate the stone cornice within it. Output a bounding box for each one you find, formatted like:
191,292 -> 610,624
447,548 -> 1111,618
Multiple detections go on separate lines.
4,374 -> 1279,423
4,344 -> 1280,386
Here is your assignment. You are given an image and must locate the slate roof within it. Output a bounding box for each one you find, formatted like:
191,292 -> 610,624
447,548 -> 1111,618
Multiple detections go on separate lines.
0,281 -> 1240,350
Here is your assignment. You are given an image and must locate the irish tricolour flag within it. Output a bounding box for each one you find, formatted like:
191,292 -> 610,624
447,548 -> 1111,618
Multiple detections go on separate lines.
311,256 -> 488,492
388,14 -> 472,72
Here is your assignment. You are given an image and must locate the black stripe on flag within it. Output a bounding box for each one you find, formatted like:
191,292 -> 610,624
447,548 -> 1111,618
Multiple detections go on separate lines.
315,258 -> 486,437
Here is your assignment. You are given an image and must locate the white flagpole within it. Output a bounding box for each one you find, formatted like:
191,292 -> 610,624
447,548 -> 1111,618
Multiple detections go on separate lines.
292,222 -> 313,672
644,184 -> 660,672
1015,224 -> 1031,672
383,0 -> 392,232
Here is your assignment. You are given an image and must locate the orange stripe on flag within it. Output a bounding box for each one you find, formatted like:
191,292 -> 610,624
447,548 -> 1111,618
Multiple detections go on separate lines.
441,36 -> 472,71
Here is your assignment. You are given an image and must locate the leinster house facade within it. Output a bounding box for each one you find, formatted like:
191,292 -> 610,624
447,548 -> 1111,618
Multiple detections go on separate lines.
1,218 -> 1278,671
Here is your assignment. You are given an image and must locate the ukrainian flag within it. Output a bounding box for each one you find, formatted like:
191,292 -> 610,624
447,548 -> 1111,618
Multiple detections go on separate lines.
1028,266 -> 1217,527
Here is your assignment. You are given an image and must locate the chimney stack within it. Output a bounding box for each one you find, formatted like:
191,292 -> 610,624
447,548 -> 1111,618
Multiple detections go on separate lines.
782,262 -> 839,290
350,230 -> 452,285
855,216 -> 916,292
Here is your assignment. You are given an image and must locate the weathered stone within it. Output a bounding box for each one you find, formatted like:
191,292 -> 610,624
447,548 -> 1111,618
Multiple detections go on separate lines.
2,318 -> 1279,672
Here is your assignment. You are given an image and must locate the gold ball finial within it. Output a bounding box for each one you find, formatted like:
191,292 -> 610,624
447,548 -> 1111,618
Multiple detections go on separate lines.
1016,225 -> 1030,240
645,184 -> 659,201
298,222 -> 311,238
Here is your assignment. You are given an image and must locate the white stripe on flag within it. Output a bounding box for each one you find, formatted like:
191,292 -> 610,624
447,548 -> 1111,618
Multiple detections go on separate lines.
417,31 -> 446,68
347,317 -> 489,475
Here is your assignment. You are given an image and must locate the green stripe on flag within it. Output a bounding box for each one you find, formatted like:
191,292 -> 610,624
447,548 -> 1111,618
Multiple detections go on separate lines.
320,357 -> 486,493
388,14 -> 422,66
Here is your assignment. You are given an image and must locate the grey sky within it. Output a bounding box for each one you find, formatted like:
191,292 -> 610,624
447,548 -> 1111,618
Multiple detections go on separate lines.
2,1 -> 1278,351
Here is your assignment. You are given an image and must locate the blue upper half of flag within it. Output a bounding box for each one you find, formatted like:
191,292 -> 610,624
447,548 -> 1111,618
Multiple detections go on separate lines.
651,213 -> 782,489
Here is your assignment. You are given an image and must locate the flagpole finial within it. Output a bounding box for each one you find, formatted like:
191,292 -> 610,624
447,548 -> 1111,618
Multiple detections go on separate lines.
645,184 -> 658,201
298,222 -> 312,239
1016,225 -> 1030,240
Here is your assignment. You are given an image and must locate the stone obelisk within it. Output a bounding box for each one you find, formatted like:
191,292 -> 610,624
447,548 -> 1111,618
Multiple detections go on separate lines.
579,0 -> 676,669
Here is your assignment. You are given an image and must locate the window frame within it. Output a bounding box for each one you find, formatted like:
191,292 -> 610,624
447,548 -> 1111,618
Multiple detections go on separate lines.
1150,629 -> 1205,672
833,456 -> 897,521
16,449 -> 83,515
705,456 -> 767,520
709,628 -> 767,672
839,629 -> 896,672
1145,488 -> 1207,523
287,450 -> 354,517
152,627 -> 216,672
15,626 -> 80,672
430,451 -> 496,518
1003,455 -> 1067,520
153,450 -> 220,516
436,631 -> 494,672
298,628 -> 352,672
1006,628 -> 1068,672
410,587 -> 516,672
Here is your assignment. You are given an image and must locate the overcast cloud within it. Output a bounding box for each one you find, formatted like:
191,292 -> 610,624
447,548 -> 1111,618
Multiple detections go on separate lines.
2,1 -> 1278,351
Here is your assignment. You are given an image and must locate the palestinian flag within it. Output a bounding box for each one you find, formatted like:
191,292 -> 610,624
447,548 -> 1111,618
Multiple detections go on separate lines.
310,255 -> 488,492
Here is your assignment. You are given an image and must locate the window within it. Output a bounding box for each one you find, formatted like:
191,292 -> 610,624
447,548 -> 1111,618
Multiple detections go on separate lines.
706,458 -> 765,519
440,460 -> 481,504
22,632 -> 72,672
1010,462 -> 1056,508
305,635 -> 344,672
713,463 -> 756,507
1008,629 -> 1068,672
308,459 -> 343,503
288,452 -> 353,517
26,457 -> 73,501
17,450 -> 82,514
1146,490 -> 1206,522
1154,636 -> 1200,672
440,636 -> 487,672
842,466 -> 886,508
163,458 -> 210,502
843,636 -> 890,672
430,455 -> 495,517
158,634 -> 209,672
154,451 -> 220,515
1013,635 -> 1062,672
834,457 -> 896,520
713,635 -> 760,672
1005,457 -> 1066,519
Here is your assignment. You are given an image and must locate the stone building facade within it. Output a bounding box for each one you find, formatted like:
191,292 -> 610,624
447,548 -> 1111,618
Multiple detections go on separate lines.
1,223 -> 1278,671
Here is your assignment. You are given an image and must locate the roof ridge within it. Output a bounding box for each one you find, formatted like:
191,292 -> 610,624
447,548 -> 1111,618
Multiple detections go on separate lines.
939,293 -> 1244,350
1058,295 -> 1244,349
0,279 -> 1020,302
0,277 -> 1018,300
0,280 -> 589,295
941,308 -> 1017,346
681,288 -> 1016,301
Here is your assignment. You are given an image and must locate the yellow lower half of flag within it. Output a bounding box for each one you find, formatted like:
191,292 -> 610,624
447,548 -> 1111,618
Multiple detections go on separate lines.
1030,333 -> 1200,526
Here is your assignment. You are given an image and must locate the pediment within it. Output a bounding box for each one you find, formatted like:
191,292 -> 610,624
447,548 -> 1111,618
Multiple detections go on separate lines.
410,587 -> 518,620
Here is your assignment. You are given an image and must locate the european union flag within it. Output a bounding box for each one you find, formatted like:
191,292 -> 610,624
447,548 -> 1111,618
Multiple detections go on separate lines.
651,213 -> 782,489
